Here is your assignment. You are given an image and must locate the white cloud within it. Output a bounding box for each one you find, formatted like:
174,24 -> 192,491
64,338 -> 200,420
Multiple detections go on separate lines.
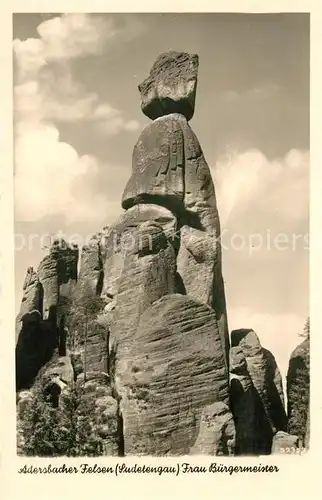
213,149 -> 309,381
212,148 -> 309,231
124,120 -> 141,132
13,38 -> 47,78
14,123 -> 110,224
14,14 -> 146,79
14,14 -> 118,78
13,14 -> 142,223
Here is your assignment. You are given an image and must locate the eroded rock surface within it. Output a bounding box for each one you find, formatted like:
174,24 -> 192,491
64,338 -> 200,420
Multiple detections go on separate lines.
122,115 -> 185,212
139,51 -> 199,121
109,210 -> 178,396
119,294 -> 230,456
230,345 -> 274,455
190,402 -> 235,456
287,339 -> 310,446
17,267 -> 42,323
122,110 -> 229,364
75,235 -> 104,297
37,239 -> 78,324
230,329 -> 287,453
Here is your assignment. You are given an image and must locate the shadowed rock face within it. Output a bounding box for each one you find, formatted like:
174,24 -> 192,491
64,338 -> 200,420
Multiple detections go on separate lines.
16,267 -> 43,343
16,240 -> 79,391
139,51 -> 199,121
37,239 -> 78,324
287,339 -> 310,446
230,345 -> 274,455
230,329 -> 287,455
16,311 -> 58,391
17,267 -> 43,323
230,346 -> 260,455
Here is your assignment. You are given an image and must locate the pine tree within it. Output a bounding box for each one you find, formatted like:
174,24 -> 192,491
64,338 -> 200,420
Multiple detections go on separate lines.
20,388 -> 78,457
300,317 -> 310,340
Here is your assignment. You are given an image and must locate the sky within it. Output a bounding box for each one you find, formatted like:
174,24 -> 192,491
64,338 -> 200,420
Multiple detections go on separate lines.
13,13 -> 309,381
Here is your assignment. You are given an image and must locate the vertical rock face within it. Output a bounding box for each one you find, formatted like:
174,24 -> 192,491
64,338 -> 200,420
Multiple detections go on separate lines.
102,205 -> 178,299
69,234 -> 108,375
16,311 -> 58,391
109,51 -> 231,455
75,235 -> 104,298
109,206 -> 178,396
122,64 -> 228,365
230,346 -> 263,455
230,329 -> 287,454
177,117 -> 228,360
287,339 -> 310,446
37,251 -> 59,323
190,402 -> 235,456
119,294 -> 231,456
37,239 -> 78,324
16,240 -> 79,390
16,266 -> 43,343
17,267 -> 43,322
122,115 -> 185,211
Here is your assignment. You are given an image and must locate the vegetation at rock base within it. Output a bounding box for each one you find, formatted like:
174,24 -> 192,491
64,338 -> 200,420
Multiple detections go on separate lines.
19,384 -> 106,457
19,388 -> 78,457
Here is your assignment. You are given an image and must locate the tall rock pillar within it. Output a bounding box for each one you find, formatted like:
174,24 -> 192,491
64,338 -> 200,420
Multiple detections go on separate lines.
109,51 -> 233,455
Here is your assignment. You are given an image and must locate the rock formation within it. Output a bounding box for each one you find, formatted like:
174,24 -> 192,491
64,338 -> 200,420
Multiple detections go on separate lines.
138,51 -> 199,121
15,51 -> 308,457
287,338 -> 310,446
75,235 -> 104,297
17,267 -> 42,324
107,51 -> 232,455
271,431 -> 299,454
190,402 -> 235,456
37,239 -> 78,325
16,239 -> 78,391
118,294 -> 231,456
230,346 -> 262,455
230,329 -> 287,455
16,310 -> 57,391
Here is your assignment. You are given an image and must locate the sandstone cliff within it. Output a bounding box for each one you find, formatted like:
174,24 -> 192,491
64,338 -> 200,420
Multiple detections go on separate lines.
230,330 -> 287,455
15,51 -> 308,457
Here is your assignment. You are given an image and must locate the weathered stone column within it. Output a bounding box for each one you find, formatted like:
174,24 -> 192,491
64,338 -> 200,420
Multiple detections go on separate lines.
109,51 -> 233,455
